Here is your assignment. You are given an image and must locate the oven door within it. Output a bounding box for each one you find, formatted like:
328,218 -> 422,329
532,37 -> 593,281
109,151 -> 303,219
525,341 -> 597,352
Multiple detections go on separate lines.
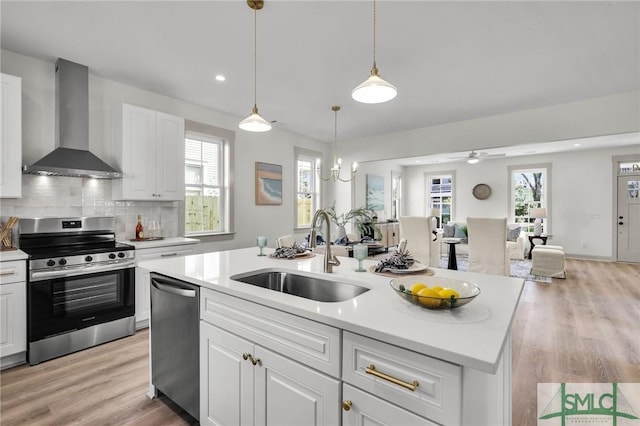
29,266 -> 135,342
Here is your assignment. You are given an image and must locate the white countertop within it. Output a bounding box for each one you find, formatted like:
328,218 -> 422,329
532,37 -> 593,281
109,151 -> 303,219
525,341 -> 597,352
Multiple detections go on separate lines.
124,237 -> 200,250
0,249 -> 28,262
138,247 -> 524,374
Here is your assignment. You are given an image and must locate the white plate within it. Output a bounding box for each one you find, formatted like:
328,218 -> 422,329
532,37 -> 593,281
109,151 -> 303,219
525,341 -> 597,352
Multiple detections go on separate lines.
384,263 -> 428,274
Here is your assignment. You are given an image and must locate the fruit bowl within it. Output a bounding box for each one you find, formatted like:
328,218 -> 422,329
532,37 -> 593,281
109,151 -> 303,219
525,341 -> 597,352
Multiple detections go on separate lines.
390,276 -> 481,310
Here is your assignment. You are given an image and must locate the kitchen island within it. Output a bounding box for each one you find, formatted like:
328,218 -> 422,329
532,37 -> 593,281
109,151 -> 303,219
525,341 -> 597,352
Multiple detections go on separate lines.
139,247 -> 524,425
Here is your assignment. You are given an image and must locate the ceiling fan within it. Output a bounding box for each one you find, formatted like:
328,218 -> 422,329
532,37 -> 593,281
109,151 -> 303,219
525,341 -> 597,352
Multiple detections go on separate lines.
448,150 -> 506,164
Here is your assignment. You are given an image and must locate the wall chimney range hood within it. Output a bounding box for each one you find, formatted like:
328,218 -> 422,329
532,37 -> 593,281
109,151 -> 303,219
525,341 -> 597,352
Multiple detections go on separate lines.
23,59 -> 122,179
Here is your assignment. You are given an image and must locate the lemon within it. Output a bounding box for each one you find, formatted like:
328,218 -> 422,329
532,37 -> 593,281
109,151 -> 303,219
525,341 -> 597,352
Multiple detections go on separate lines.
417,287 -> 439,298
416,287 -> 441,308
430,285 -> 444,293
409,283 -> 427,295
438,288 -> 460,299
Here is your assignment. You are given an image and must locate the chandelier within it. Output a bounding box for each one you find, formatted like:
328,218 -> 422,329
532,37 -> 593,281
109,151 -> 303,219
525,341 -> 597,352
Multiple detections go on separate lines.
317,106 -> 357,183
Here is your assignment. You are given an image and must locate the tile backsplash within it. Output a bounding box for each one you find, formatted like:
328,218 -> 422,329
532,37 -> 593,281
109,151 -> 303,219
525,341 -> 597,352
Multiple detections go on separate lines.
0,175 -> 180,242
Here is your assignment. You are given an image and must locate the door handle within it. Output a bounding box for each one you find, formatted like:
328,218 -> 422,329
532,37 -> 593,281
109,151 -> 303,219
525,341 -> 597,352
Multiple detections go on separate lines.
619,222 -> 624,225
151,280 -> 197,297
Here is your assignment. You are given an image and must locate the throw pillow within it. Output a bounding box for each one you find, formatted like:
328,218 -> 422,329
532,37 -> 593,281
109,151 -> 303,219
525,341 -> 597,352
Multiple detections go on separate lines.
507,226 -> 520,242
453,225 -> 467,239
443,224 -> 455,238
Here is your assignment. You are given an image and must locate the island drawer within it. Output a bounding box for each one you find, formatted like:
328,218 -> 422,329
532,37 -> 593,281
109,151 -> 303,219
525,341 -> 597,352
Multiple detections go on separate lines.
342,331 -> 462,425
0,260 -> 26,285
200,288 -> 341,378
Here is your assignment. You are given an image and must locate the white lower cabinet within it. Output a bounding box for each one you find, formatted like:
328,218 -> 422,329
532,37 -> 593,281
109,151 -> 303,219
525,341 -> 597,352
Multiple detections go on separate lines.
135,244 -> 195,328
200,321 -> 340,426
0,260 -> 27,368
342,383 -> 437,426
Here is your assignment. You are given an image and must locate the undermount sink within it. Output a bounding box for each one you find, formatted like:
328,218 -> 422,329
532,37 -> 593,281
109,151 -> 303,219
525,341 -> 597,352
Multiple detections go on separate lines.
230,269 -> 369,302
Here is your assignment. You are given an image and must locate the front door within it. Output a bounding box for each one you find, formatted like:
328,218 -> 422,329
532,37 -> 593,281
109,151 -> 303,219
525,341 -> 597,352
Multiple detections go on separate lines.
617,174 -> 640,262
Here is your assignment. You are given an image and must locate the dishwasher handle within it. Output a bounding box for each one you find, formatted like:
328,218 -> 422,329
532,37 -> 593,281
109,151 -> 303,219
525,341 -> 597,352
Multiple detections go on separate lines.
151,276 -> 197,298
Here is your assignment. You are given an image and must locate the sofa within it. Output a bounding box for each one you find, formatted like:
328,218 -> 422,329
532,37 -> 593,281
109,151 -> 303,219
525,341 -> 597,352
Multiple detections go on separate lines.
440,221 -> 526,260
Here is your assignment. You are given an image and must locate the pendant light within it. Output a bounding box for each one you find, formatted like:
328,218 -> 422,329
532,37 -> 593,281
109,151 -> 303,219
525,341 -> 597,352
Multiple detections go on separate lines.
352,0 -> 397,104
239,0 -> 271,132
317,106 -> 358,182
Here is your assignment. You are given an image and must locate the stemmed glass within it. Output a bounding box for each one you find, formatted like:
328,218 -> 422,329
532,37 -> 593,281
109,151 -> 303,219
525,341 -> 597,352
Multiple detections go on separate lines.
148,220 -> 159,239
256,236 -> 267,256
354,243 -> 368,272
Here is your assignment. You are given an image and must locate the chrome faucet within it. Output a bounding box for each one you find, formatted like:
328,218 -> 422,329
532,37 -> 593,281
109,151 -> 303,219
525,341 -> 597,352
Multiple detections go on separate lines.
310,209 -> 341,273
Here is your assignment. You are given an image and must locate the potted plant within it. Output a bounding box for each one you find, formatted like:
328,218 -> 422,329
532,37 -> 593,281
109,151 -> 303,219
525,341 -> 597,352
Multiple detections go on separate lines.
322,204 -> 379,242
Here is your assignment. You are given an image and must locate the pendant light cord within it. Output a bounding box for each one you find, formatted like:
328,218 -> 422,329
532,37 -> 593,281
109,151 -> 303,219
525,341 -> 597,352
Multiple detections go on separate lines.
253,6 -> 258,109
372,0 -> 377,69
333,108 -> 338,166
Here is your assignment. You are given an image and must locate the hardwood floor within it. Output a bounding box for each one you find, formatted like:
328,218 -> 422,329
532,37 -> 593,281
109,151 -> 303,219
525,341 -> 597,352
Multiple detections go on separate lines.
1,258 -> 638,425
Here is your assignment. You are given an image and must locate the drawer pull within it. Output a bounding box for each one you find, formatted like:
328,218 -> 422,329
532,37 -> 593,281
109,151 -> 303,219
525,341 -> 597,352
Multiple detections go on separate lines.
342,400 -> 352,411
365,364 -> 419,391
0,269 -> 17,276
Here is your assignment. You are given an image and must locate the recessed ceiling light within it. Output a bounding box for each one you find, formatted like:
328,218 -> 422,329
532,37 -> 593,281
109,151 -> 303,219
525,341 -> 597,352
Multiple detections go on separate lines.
215,74 -> 226,82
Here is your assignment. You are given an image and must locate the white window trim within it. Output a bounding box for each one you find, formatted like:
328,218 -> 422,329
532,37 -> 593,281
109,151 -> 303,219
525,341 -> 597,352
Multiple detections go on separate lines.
424,170 -> 456,224
294,147 -> 321,230
508,162 -> 552,234
181,120 -> 234,238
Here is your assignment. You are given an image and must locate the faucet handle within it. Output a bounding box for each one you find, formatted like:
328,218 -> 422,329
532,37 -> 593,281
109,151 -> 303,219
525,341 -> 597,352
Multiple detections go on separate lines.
329,255 -> 341,267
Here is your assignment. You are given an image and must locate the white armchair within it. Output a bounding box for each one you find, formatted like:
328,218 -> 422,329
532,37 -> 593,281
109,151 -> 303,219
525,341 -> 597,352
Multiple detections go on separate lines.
398,216 -> 440,267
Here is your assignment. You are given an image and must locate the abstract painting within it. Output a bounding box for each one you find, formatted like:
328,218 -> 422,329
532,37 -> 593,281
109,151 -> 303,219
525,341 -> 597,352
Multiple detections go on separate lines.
366,174 -> 385,211
255,162 -> 283,205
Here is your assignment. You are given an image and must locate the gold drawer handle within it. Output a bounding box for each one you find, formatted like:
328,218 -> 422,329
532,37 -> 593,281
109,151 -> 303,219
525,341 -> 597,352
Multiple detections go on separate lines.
342,400 -> 352,411
365,364 -> 419,391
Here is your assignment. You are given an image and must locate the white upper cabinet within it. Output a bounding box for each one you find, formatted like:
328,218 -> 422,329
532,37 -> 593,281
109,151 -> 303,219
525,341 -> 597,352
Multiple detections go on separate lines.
0,73 -> 22,198
112,103 -> 185,201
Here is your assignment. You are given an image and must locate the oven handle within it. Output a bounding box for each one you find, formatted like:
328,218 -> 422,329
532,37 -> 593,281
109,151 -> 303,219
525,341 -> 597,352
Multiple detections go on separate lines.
30,260 -> 135,281
151,277 -> 197,298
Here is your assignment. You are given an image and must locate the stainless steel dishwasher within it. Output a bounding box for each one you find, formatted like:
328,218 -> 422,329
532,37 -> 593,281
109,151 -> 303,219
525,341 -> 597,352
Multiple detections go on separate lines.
150,273 -> 199,421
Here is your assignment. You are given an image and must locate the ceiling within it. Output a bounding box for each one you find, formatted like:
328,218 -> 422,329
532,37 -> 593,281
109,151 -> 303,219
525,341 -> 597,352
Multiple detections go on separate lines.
1,1 -> 639,151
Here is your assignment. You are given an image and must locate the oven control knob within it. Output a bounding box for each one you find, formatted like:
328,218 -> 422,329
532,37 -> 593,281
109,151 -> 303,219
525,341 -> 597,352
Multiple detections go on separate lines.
59,258 -> 67,266
47,259 -> 56,267
109,253 -> 117,260
117,252 -> 126,258
85,256 -> 93,262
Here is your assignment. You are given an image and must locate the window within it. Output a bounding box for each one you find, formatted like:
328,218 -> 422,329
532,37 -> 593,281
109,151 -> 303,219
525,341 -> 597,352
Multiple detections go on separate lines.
184,123 -> 233,236
509,164 -> 551,233
426,172 -> 454,227
295,148 -> 321,229
391,171 -> 403,220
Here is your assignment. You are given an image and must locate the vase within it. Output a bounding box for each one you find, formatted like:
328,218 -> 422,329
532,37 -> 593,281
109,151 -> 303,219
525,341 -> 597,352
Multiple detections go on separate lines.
336,225 -> 347,240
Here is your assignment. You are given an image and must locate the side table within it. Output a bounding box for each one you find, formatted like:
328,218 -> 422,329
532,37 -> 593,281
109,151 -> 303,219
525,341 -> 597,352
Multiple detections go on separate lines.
528,235 -> 549,259
441,238 -> 461,270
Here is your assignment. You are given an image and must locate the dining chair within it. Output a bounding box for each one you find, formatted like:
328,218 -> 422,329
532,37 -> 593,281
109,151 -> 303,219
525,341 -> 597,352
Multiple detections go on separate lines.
276,234 -> 296,248
398,216 -> 439,266
466,217 -> 510,276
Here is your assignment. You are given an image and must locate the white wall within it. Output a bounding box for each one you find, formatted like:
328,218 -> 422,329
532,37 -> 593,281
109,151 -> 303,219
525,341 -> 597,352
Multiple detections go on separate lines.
0,50 -> 329,251
369,145 -> 640,259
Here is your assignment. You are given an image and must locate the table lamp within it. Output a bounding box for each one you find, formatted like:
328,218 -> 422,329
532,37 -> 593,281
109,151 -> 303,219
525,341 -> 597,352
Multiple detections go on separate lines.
530,208 -> 547,236
429,207 -> 440,229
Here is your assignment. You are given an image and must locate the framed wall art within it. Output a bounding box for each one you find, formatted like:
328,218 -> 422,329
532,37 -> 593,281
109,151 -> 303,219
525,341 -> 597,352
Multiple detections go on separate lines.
255,162 -> 283,205
366,174 -> 385,211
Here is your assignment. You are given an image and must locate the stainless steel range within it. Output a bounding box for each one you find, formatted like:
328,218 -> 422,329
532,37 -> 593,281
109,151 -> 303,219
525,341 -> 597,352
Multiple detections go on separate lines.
17,216 -> 135,365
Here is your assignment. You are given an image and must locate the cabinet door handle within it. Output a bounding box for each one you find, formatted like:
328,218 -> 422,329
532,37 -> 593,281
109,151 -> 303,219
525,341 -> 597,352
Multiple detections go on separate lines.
251,356 -> 260,366
0,268 -> 17,276
160,253 -> 178,257
365,364 -> 419,391
242,352 -> 251,360
342,400 -> 352,411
